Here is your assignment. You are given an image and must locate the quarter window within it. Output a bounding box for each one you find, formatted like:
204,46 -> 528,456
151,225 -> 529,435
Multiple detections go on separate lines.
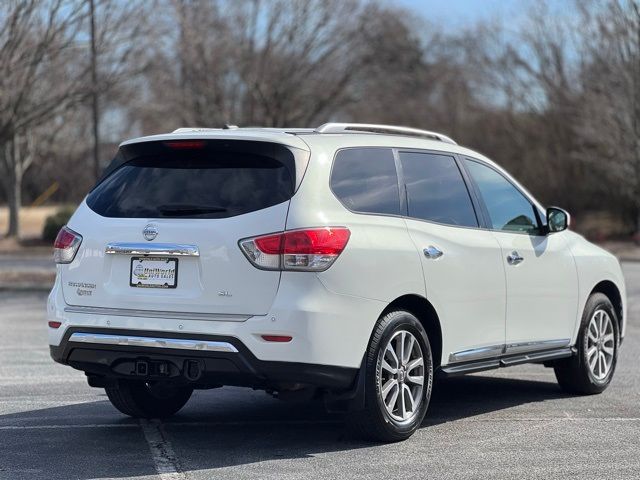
330,148 -> 401,215
464,159 -> 540,234
399,152 -> 478,227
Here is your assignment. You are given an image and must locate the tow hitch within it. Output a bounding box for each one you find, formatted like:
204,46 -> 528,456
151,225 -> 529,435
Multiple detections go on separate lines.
104,357 -> 205,382
135,359 -> 171,377
184,359 -> 203,381
112,358 -> 176,378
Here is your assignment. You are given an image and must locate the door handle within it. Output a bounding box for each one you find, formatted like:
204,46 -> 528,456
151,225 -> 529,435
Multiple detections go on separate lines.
423,246 -> 443,259
507,251 -> 524,265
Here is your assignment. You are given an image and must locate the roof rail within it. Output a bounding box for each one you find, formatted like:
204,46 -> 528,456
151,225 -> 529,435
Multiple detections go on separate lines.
172,127 -> 221,133
172,125 -> 239,133
315,123 -> 457,145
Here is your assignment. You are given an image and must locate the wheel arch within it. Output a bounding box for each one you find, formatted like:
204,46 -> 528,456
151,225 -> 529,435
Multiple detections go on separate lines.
326,294 -> 442,413
590,280 -> 623,338
381,294 -> 443,368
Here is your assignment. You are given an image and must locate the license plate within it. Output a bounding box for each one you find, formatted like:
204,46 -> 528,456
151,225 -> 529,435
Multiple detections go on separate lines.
130,257 -> 178,289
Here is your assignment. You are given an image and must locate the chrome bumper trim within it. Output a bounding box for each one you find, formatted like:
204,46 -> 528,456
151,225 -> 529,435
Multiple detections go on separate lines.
64,305 -> 250,323
68,332 -> 239,353
105,242 -> 200,257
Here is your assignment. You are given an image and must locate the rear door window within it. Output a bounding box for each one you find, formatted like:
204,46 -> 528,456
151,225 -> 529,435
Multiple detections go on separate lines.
87,142 -> 295,219
330,148 -> 401,215
399,152 -> 478,227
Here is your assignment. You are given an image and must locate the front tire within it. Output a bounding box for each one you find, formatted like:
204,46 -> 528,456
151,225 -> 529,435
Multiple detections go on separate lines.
347,309 -> 433,442
105,380 -> 193,418
554,293 -> 619,395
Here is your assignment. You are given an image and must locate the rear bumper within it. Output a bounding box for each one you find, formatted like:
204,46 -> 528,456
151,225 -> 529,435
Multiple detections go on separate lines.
50,327 -> 358,390
48,271 -> 387,369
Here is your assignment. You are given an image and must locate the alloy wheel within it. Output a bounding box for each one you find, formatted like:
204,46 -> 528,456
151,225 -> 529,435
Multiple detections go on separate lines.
378,330 -> 425,422
586,309 -> 615,381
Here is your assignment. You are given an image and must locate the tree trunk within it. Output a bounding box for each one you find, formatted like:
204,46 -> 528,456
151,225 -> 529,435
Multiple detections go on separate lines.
89,0 -> 101,182
4,136 -> 26,239
6,171 -> 21,238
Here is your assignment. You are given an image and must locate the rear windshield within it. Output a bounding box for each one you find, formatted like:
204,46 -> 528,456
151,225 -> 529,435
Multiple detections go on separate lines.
86,141 -> 295,219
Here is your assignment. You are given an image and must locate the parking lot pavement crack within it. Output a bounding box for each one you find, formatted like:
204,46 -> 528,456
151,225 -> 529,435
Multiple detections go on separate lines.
139,419 -> 187,480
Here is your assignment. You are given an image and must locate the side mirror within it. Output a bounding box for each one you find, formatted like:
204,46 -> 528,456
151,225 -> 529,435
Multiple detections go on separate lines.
546,207 -> 570,234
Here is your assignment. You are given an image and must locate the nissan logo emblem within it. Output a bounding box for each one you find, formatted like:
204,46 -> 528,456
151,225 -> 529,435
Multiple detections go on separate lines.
143,224 -> 158,241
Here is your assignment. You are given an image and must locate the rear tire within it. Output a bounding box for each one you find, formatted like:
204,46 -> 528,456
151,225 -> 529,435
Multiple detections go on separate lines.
347,309 -> 433,442
105,380 -> 193,418
554,293 -> 619,395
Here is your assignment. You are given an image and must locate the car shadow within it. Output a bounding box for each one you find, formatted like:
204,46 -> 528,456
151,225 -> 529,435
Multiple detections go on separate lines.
0,374 -> 571,479
425,374 -> 571,425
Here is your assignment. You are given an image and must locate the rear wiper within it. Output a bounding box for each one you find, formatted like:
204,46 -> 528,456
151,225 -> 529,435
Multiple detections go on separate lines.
158,204 -> 228,216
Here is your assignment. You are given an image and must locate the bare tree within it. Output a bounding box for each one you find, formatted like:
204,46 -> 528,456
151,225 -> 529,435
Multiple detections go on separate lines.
574,0 -> 640,232
86,0 -> 153,179
0,0 -> 89,238
1,0 -> 637,240
0,0 -> 152,237
140,0 -> 383,131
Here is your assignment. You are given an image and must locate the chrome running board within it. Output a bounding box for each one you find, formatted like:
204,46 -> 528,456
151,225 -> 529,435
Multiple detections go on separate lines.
504,339 -> 571,356
440,347 -> 574,377
449,339 -> 571,364
500,348 -> 573,367
448,344 -> 505,363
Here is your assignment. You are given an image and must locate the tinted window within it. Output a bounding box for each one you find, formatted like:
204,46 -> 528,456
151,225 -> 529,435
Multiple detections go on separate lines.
330,148 -> 400,215
400,152 -> 478,227
464,159 -> 540,234
87,151 -> 293,219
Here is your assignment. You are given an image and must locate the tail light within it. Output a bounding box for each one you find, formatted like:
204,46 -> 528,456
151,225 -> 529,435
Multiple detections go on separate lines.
53,226 -> 82,264
239,227 -> 350,271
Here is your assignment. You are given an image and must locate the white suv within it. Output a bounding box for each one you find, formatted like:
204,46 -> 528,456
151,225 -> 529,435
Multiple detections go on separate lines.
48,123 -> 626,441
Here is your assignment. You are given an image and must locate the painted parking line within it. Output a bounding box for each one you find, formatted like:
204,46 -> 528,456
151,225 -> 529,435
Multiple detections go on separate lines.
0,423 -> 139,430
139,419 -> 187,480
0,378 -> 86,386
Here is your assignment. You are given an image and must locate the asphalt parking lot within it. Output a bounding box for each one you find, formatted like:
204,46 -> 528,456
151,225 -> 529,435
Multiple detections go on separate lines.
1,266 -> 639,480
